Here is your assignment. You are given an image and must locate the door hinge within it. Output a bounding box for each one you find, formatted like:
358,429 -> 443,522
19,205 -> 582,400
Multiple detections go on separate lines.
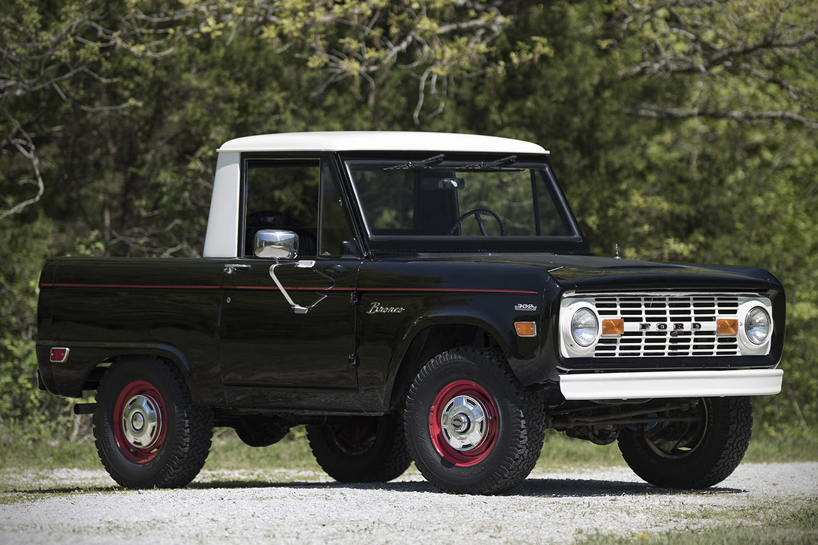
348,354 -> 359,367
350,291 -> 360,306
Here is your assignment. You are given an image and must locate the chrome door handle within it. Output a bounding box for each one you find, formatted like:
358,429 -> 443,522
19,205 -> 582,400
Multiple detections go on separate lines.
224,263 -> 252,274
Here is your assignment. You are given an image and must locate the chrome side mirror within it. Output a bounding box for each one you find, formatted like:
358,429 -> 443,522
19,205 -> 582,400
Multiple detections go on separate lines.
254,229 -> 299,260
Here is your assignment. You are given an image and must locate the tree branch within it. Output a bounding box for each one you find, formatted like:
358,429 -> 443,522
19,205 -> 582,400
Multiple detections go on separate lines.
0,135 -> 45,221
709,28 -> 818,65
624,106 -> 818,129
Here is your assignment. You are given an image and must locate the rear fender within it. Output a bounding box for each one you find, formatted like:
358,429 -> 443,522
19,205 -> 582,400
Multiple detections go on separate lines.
35,343 -> 220,405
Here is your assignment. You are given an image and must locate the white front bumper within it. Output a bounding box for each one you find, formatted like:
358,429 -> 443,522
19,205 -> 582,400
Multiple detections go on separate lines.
559,369 -> 783,401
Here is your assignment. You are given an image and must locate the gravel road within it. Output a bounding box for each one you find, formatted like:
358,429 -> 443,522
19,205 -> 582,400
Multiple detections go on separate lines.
1,463 -> 816,544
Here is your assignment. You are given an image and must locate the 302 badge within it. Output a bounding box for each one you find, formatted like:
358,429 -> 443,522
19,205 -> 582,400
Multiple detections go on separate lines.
514,303 -> 538,312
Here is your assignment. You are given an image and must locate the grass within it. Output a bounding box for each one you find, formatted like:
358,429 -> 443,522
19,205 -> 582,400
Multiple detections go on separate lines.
576,505 -> 818,545
0,428 -> 320,472
743,433 -> 818,464
0,436 -> 101,470
537,428 -> 818,470
538,429 -> 626,468
1,426 -> 815,473
203,427 -> 320,471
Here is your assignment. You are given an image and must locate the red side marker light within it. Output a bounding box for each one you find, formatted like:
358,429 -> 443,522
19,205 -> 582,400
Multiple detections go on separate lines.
50,348 -> 70,363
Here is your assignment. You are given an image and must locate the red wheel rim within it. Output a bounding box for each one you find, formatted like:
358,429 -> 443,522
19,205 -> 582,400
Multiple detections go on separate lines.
113,380 -> 167,463
429,380 -> 498,467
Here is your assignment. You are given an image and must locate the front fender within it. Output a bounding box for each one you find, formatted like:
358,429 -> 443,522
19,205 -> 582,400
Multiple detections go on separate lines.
357,290 -> 548,409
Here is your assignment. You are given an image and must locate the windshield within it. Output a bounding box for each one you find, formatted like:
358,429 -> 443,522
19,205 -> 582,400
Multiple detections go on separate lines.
344,155 -> 582,253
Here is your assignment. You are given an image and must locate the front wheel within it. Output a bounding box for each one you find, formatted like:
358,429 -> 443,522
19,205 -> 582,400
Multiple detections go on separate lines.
618,396 -> 753,489
93,357 -> 213,488
404,347 -> 545,495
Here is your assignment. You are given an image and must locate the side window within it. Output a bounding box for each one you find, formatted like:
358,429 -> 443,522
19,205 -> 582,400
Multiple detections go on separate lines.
243,160 -> 319,258
320,162 -> 357,257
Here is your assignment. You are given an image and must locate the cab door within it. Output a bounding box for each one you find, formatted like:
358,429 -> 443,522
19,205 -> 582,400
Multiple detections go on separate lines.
219,157 -> 362,399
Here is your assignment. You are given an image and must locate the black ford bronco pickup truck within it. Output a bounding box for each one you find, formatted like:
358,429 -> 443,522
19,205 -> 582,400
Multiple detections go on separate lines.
37,132 -> 785,494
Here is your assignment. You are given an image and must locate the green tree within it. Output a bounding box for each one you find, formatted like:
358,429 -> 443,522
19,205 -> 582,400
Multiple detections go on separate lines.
0,0 -> 815,441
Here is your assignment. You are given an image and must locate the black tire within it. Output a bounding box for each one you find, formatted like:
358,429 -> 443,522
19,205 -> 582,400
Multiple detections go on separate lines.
404,347 -> 545,495
93,357 -> 213,489
618,396 -> 752,489
306,414 -> 412,483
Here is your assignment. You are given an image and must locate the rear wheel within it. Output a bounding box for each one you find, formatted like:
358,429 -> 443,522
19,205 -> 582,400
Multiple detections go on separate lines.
618,396 -> 752,489
404,347 -> 545,495
93,357 -> 213,488
306,415 -> 411,483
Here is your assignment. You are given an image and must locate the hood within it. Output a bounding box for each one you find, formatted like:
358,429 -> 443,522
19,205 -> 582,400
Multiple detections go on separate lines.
406,253 -> 782,292
537,255 -> 781,291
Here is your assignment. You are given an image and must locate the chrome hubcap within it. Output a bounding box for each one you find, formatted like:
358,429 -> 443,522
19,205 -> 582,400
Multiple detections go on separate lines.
439,395 -> 486,451
122,394 -> 161,448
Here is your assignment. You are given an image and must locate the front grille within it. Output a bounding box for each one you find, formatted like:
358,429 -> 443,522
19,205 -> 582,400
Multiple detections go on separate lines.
561,292 -> 771,359
592,293 -> 740,357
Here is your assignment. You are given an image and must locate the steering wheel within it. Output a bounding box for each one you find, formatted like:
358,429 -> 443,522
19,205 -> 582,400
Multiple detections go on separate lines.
447,209 -> 505,236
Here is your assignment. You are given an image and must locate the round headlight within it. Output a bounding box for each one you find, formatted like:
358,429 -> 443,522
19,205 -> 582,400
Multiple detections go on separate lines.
745,307 -> 771,345
571,308 -> 599,347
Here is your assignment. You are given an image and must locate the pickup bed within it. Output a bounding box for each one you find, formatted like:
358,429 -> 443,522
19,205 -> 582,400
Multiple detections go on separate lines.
37,132 -> 785,494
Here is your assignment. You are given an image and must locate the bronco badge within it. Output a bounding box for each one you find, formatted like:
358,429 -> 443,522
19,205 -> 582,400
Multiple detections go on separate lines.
367,302 -> 405,314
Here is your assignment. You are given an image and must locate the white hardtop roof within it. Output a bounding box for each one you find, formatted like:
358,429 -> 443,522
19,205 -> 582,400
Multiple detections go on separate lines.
218,131 -> 549,155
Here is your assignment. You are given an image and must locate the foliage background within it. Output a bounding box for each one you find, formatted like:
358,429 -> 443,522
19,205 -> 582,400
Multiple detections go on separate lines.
1,0 -> 816,443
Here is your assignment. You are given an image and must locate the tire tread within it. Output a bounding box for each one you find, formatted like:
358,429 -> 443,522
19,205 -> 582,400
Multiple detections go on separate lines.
405,346 -> 545,495
307,415 -> 412,483
94,357 -> 213,489
618,396 -> 752,489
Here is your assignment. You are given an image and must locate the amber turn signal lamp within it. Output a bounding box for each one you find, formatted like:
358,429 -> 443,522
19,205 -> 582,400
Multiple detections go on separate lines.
515,322 -> 537,337
602,319 -> 625,336
717,319 -> 739,335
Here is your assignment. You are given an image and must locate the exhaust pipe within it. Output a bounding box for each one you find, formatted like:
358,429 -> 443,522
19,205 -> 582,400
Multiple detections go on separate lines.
73,403 -> 97,415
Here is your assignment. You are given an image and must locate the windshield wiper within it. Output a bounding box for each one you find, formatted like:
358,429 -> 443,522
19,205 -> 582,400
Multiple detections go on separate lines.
383,154 -> 445,171
460,155 -> 519,170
